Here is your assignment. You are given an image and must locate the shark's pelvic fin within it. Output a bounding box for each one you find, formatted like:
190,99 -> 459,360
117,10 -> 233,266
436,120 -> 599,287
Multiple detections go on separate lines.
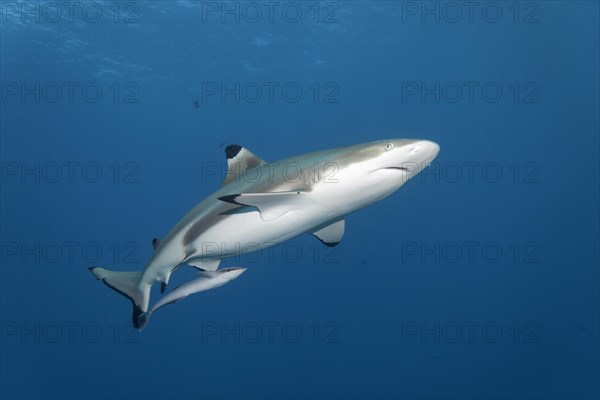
160,265 -> 179,294
223,145 -> 266,186
311,219 -> 345,247
219,191 -> 304,222
89,267 -> 150,328
187,258 -> 221,271
152,238 -> 161,250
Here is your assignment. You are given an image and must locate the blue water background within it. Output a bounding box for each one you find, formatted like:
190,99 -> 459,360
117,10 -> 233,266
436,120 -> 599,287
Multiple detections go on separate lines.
1,1 -> 598,399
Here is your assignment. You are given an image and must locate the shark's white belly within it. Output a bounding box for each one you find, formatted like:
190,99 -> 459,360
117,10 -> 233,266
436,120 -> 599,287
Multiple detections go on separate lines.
190,206 -> 333,259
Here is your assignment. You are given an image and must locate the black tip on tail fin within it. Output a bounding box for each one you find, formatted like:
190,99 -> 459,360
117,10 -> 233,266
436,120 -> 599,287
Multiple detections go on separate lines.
136,311 -> 151,330
101,278 -> 145,329
133,305 -> 144,329
88,267 -> 149,330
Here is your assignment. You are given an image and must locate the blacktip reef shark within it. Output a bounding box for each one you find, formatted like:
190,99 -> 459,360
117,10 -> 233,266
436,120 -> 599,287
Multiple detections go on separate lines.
90,139 -> 440,328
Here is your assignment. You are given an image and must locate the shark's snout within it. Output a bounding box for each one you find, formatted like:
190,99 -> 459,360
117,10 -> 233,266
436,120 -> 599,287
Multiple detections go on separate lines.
221,267 -> 247,280
412,140 -> 440,165
370,139 -> 440,174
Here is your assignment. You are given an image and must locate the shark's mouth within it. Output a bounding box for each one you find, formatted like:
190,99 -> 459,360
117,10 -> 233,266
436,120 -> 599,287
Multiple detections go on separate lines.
384,167 -> 409,171
370,166 -> 410,174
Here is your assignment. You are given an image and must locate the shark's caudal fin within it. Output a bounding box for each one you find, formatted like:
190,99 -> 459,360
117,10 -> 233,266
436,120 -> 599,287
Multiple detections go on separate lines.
89,267 -> 150,329
136,311 -> 152,331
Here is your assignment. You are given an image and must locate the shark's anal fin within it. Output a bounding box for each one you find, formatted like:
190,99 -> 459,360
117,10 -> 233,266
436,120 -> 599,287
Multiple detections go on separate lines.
152,238 -> 161,250
223,145 -> 267,186
187,259 -> 221,272
310,219 -> 345,247
219,191 -> 304,222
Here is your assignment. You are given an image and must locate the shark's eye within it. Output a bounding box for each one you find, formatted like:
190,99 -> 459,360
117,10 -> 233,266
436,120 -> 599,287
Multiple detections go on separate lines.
384,143 -> 394,151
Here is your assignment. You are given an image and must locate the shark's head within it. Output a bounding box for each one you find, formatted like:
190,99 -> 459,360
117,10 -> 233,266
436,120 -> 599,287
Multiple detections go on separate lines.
322,139 -> 440,210
218,267 -> 247,281
359,138 -> 440,175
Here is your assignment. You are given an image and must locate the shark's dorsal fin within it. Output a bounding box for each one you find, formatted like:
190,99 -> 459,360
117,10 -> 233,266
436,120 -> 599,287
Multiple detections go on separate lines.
223,145 -> 266,186
310,219 -> 345,247
219,191 -> 305,222
152,238 -> 161,250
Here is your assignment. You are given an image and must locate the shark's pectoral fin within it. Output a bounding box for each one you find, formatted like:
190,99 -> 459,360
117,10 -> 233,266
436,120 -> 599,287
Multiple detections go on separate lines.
223,145 -> 267,186
187,259 -> 221,272
152,238 -> 161,250
219,191 -> 304,222
310,219 -> 345,247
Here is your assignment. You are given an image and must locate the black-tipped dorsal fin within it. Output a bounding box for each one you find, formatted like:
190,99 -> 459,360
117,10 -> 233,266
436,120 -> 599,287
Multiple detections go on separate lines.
310,219 -> 345,247
223,145 -> 266,186
152,238 -> 161,250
